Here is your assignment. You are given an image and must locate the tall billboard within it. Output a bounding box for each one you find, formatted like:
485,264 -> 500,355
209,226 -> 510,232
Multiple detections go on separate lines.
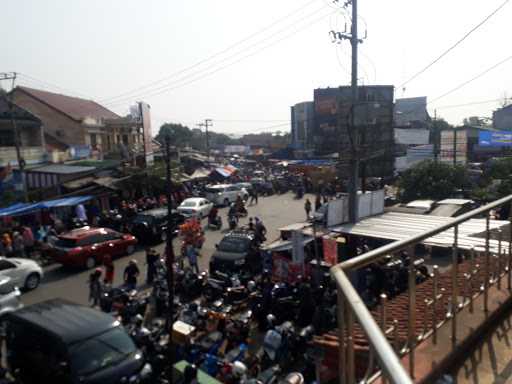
440,130 -> 467,165
479,130 -> 512,147
138,102 -> 154,166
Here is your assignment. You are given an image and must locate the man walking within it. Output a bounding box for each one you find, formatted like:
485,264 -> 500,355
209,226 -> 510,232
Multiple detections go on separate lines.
249,187 -> 259,205
124,260 -> 140,290
304,198 -> 312,220
146,248 -> 158,285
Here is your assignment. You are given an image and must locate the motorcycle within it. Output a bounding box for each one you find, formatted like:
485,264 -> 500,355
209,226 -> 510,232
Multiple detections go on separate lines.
208,215 -> 223,230
228,214 -> 238,230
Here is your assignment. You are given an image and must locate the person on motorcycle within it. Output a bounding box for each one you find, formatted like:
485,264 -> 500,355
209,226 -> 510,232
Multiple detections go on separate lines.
208,206 -> 219,225
254,217 -> 267,244
235,195 -> 246,216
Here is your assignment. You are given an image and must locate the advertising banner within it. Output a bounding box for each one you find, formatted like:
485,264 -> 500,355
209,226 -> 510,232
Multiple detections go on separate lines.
139,102 -> 154,166
479,130 -> 512,147
272,254 -> 304,283
323,237 -> 338,266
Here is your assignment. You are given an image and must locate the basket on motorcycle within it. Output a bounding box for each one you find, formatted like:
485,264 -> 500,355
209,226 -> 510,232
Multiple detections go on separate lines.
173,320 -> 195,345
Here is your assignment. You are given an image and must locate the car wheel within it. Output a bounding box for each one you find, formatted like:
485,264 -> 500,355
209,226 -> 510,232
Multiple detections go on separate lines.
24,273 -> 40,290
126,245 -> 135,255
224,198 -> 230,206
85,257 -> 96,269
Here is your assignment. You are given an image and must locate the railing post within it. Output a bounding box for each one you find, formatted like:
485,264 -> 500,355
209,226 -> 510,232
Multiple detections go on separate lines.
347,302 -> 355,384
432,265 -> 439,344
484,212 -> 490,312
451,225 -> 459,345
509,206 -> 512,291
380,294 -> 388,384
469,247 -> 475,313
498,229 -> 503,290
337,286 -> 346,384
408,247 -> 416,378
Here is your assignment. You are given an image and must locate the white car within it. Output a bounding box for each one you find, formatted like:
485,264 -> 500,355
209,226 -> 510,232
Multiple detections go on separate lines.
205,184 -> 249,206
177,198 -> 214,219
0,257 -> 43,291
0,276 -> 23,317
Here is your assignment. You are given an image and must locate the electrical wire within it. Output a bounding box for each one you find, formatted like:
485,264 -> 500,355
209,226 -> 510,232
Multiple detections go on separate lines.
400,0 -> 510,89
105,9 -> 336,108
16,72 -> 94,99
100,0 -> 321,104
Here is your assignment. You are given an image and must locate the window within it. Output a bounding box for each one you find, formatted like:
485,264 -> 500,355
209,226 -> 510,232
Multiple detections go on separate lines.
0,130 -> 15,146
90,133 -> 97,148
0,260 -> 16,271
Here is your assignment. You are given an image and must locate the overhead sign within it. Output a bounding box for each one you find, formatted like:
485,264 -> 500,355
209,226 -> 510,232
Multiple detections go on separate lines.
479,130 -> 512,147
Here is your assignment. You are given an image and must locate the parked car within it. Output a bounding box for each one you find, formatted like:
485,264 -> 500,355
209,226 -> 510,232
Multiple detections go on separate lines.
205,184 -> 249,206
209,230 -> 261,281
177,197 -> 214,219
51,227 -> 137,269
250,177 -> 274,195
5,299 -> 151,384
0,257 -> 43,291
0,277 -> 23,317
129,208 -> 185,244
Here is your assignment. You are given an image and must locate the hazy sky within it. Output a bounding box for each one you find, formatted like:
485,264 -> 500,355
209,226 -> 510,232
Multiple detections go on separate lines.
2,0 -> 511,135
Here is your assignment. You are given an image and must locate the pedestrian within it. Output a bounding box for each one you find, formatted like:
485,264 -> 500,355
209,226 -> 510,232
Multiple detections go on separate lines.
185,244 -> 199,274
12,231 -> 24,258
304,198 -> 312,220
315,195 -> 322,211
2,233 -> 12,257
247,217 -> 254,231
254,217 -> 267,244
146,248 -> 158,285
323,195 -> 329,205
124,259 -> 140,290
249,188 -> 258,205
22,226 -> 35,258
103,255 -> 114,285
88,268 -> 102,307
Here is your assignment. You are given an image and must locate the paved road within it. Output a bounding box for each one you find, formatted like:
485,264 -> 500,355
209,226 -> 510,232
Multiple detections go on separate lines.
21,192 -> 312,307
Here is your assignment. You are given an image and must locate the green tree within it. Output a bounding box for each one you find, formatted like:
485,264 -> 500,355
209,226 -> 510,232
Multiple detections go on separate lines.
397,160 -> 470,202
155,123 -> 193,147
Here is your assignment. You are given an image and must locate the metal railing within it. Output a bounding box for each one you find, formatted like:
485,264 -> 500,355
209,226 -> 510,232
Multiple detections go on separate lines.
330,194 -> 512,384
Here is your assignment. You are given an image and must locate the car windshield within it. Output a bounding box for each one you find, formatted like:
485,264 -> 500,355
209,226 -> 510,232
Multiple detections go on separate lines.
181,201 -> 197,207
70,327 -> 137,376
55,238 -> 78,248
205,187 -> 224,193
218,237 -> 250,253
132,215 -> 155,224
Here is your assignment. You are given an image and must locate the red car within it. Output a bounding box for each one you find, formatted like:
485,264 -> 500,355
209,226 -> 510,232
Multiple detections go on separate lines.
51,227 -> 137,269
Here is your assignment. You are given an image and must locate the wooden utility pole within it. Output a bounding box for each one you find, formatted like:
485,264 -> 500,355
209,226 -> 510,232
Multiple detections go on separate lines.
164,136 -> 176,384
204,118 -> 212,161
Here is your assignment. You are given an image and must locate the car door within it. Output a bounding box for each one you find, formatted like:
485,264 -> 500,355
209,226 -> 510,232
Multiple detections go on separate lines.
103,232 -> 125,257
0,259 -> 22,286
202,199 -> 213,216
226,186 -> 237,202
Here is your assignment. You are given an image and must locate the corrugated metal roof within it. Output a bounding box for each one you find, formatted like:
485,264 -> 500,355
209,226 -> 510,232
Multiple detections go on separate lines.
29,164 -> 95,174
331,212 -> 509,253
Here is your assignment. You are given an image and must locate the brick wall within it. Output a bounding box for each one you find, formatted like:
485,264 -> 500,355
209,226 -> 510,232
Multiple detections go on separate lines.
12,90 -> 86,146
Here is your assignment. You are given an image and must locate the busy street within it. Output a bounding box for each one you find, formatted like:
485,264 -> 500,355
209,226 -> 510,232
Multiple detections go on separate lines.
21,192 -> 311,307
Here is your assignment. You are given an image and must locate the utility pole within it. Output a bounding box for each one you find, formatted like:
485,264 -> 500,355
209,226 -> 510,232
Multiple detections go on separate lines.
433,109 -> 439,163
453,128 -> 457,166
1,72 -> 28,202
204,118 -> 212,161
330,0 -> 362,223
164,136 -> 176,384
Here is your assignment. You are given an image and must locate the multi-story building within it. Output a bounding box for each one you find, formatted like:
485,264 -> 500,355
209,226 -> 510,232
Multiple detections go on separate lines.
493,104 -> 512,130
290,101 -> 314,150
10,87 -> 143,160
312,85 -> 395,177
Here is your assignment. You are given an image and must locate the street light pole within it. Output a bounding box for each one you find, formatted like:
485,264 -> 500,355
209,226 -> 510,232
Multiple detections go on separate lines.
164,135 -> 176,384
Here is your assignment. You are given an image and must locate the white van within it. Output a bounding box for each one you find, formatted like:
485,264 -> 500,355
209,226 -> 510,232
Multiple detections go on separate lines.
205,184 -> 248,206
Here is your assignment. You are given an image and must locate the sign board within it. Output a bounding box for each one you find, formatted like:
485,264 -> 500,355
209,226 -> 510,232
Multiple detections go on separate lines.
139,102 -> 154,167
322,236 -> 338,266
291,230 -> 305,264
479,130 -> 512,147
440,130 -> 467,165
272,254 -> 304,283
69,145 -> 91,160
394,128 -> 430,145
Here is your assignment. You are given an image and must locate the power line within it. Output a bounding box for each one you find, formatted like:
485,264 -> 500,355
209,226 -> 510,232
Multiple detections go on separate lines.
16,72 -> 94,99
430,54 -> 512,104
435,98 -> 506,109
105,9 -> 335,108
400,0 -> 510,89
100,0 -> 320,104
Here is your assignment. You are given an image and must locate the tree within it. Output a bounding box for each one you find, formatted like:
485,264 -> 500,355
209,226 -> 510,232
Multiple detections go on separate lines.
397,160 -> 471,202
155,123 -> 193,147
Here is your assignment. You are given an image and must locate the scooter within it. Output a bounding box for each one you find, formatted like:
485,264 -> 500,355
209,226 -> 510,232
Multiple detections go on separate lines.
208,215 -> 222,230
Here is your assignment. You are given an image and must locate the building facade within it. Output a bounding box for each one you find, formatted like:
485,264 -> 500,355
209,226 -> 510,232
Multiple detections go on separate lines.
493,104 -> 512,130
290,101 -> 314,150
313,85 -> 395,177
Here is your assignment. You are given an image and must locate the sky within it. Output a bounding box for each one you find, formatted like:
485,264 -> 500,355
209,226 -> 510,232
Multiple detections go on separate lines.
2,0 -> 512,135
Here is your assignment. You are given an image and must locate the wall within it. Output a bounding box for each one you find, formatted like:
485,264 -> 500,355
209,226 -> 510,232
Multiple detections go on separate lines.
12,90 -> 86,146
493,105 -> 512,130
0,147 -> 47,166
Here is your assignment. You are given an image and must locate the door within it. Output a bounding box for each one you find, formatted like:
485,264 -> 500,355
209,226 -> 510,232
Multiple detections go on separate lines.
0,259 -> 21,286
103,232 -> 125,257
226,186 -> 237,202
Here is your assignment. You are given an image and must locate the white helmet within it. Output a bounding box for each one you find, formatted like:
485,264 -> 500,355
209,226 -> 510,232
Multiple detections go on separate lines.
232,361 -> 247,378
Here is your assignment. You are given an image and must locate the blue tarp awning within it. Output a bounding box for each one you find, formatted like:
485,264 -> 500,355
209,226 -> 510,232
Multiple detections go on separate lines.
0,196 -> 93,217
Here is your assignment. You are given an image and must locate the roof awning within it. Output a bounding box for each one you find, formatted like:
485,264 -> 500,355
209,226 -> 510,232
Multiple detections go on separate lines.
262,236 -> 315,252
0,196 -> 93,217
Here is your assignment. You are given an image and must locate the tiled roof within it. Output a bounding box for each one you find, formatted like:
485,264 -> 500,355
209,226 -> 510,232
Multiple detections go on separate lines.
17,87 -> 119,122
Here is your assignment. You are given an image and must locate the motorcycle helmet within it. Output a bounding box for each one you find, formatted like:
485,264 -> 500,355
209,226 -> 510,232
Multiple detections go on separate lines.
135,314 -> 144,326
266,314 -> 277,328
232,361 -> 247,378
281,373 -> 304,384
247,280 -> 256,292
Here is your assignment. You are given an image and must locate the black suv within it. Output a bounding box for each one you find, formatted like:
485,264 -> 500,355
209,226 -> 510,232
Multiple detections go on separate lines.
209,230 -> 261,281
5,299 -> 152,384
129,208 -> 185,244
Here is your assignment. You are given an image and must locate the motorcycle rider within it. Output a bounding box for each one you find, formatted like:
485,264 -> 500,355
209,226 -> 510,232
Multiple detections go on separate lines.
254,217 -> 267,244
131,314 -> 150,346
208,206 -> 220,227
